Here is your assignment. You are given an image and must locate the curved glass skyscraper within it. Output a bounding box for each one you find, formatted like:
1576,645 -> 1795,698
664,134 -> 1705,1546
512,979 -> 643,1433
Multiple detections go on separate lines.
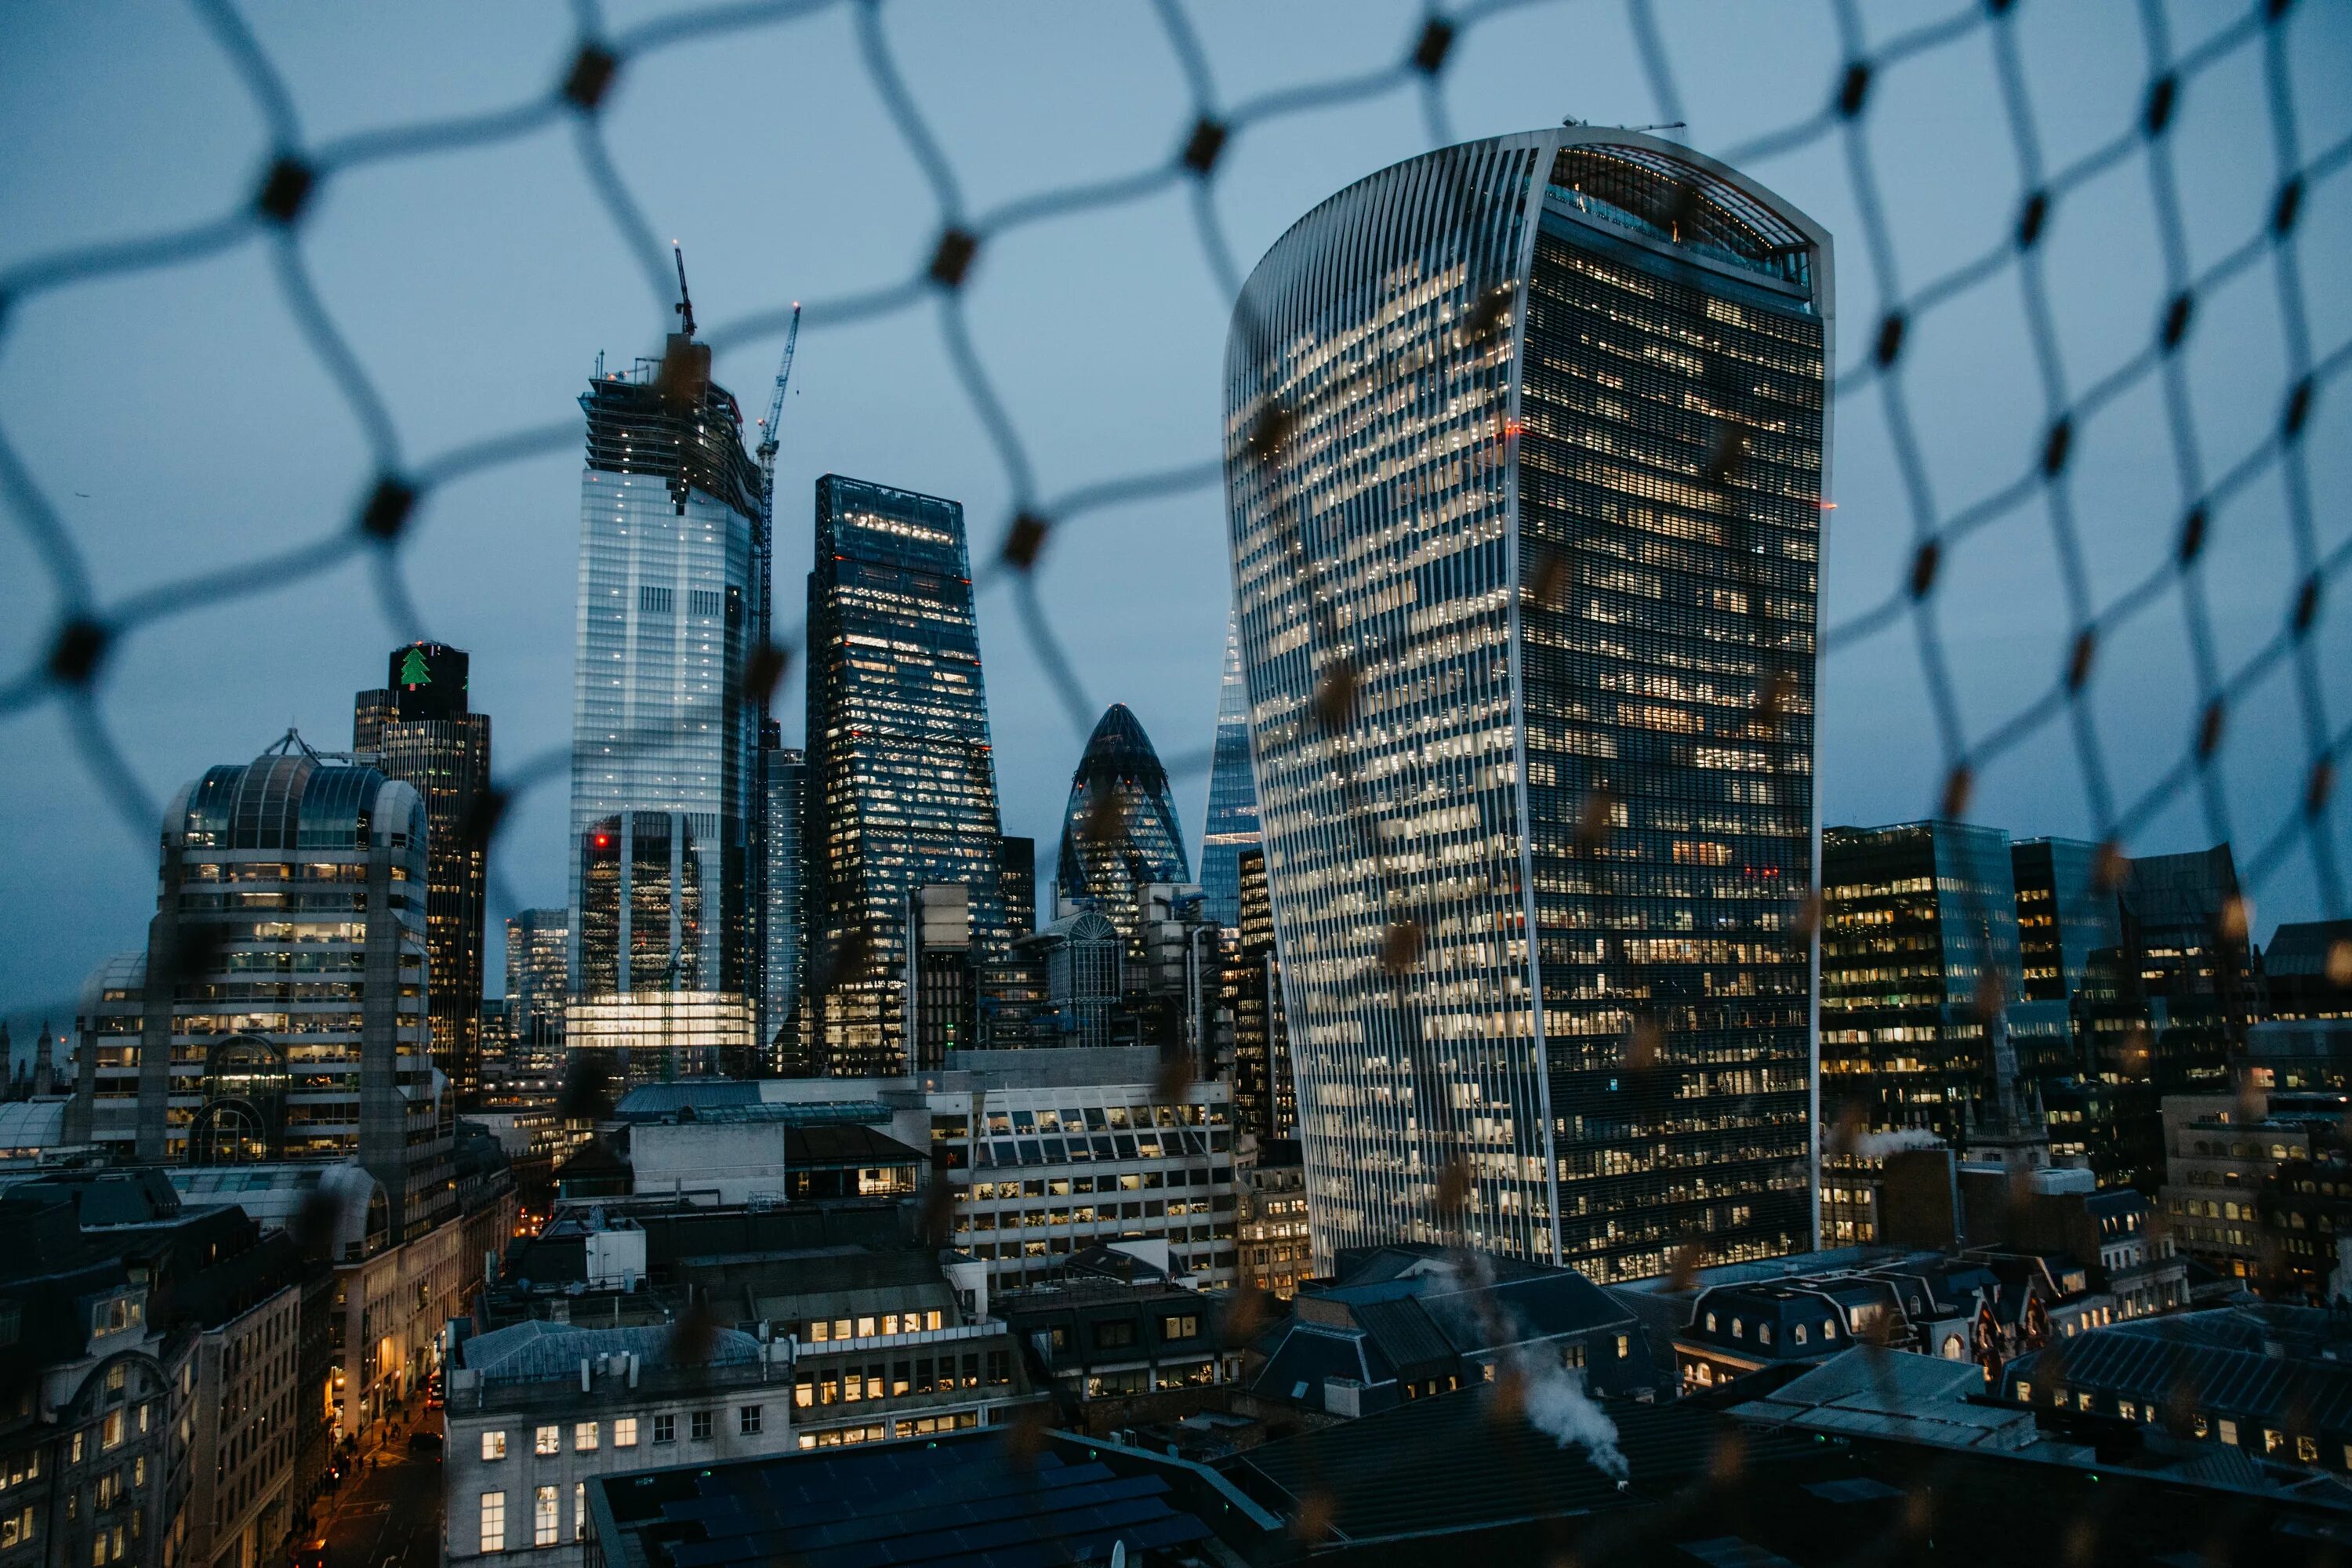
1198,616 -> 1262,931
1057,703 -> 1189,938
1225,130 -> 1831,1281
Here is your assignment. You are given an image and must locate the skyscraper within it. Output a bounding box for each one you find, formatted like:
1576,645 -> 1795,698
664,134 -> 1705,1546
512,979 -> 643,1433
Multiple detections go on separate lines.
568,321 -> 764,1070
354,641 -> 492,1103
762,745 -> 805,1064
504,908 -> 571,1076
71,733 -> 452,1237
1054,704 -> 1189,941
1227,845 -> 1294,1142
804,475 -> 1010,1076
1199,616 -> 1262,931
1225,130 -> 1830,1280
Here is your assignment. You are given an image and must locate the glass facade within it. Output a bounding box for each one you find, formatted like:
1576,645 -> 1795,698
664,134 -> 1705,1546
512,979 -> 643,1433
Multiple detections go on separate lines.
762,746 -> 805,1064
1225,131 -> 1830,1281
1820,821 -> 2026,1147
503,909 -> 570,1075
1198,616 -> 1261,931
804,475 -> 1010,1076
355,641 -> 492,1105
1054,704 -> 1189,942
2010,837 -> 2119,1004
569,337 -> 763,1018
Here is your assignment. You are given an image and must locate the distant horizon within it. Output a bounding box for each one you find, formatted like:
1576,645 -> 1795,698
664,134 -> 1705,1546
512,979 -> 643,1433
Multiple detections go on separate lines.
3,2 -> 2344,1041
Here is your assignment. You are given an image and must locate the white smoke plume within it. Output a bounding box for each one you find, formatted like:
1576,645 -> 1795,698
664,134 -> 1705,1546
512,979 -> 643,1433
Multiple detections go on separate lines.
1840,1127 -> 1946,1160
1428,1254 -> 1628,1483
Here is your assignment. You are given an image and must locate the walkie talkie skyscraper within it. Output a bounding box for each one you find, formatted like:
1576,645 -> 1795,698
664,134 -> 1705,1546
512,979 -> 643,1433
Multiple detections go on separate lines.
1225,129 -> 1831,1281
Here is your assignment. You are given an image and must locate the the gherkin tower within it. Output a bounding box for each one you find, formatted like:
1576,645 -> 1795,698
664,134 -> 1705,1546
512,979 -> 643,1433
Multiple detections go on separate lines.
1056,703 -> 1189,939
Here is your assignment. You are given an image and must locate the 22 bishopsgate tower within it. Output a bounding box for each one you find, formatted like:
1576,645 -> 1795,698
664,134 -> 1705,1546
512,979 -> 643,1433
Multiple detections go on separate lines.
568,324 -> 766,1069
1226,130 -> 1831,1281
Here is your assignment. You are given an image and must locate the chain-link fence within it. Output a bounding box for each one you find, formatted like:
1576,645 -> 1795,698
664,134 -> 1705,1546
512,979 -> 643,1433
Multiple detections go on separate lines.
2,0 -> 2341,995
2,1 -> 2346,1552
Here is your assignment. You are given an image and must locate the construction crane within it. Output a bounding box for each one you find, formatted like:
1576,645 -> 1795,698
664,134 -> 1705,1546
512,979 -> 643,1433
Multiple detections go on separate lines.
756,304 -> 801,484
672,243 -> 697,338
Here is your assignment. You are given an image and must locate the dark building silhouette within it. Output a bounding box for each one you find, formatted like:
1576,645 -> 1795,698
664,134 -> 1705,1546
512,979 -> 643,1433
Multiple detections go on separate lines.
2010,837 -> 2119,1005
804,476 -> 1010,1076
355,641 -> 492,1102
1000,835 -> 1037,938
2262,919 -> 2352,1021
1227,846 -> 1293,1142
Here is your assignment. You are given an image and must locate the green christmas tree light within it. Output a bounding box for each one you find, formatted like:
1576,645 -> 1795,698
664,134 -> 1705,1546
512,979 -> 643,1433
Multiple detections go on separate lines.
399,647 -> 432,688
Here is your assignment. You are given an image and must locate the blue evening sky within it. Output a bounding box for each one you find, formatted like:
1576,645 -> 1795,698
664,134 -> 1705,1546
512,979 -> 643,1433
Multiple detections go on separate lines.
1,1 -> 2345,1039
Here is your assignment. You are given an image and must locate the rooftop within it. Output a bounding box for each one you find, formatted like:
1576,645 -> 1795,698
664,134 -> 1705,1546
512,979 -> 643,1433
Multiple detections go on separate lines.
587,1428 -> 1266,1568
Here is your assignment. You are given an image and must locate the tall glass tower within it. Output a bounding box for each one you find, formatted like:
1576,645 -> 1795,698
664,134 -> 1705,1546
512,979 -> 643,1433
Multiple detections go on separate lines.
1199,616 -> 1261,931
568,332 -> 764,1048
762,746 -> 804,1065
1225,131 -> 1831,1281
804,475 -> 1010,1076
1056,703 -> 1190,942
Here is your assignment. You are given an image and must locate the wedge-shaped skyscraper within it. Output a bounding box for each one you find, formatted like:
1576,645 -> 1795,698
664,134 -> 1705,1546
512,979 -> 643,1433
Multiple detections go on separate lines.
804,476 -> 1010,1075
1225,130 -> 1831,1281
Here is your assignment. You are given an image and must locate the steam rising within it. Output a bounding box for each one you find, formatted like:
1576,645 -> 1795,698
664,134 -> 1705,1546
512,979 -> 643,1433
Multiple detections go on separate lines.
1431,1256 -> 1628,1483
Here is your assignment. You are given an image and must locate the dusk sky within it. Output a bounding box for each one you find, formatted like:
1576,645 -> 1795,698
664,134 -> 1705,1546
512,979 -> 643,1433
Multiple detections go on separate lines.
2,0 -> 2346,1042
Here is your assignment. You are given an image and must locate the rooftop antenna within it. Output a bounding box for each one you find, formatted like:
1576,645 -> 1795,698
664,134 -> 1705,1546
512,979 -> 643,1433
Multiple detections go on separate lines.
672,243 -> 696,339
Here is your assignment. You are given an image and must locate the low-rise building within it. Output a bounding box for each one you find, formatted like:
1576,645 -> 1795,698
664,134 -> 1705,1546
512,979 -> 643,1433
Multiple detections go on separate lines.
605,1050 -> 1240,1292
2002,1301 -> 2352,1473
1236,1139 -> 1310,1301
997,1246 -> 1242,1432
1248,1245 -> 1650,1421
441,1321 -> 796,1567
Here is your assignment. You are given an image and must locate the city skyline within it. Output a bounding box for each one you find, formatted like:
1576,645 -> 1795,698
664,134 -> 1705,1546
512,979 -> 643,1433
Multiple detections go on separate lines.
3,3 -> 2341,1042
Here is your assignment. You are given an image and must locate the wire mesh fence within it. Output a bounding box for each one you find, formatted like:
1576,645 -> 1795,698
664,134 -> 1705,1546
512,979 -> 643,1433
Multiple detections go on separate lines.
1,0 -> 2347,1553
1,0 -> 2341,976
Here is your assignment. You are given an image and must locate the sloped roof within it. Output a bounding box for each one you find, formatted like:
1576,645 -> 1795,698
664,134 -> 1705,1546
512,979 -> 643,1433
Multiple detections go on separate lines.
2014,1312 -> 2352,1431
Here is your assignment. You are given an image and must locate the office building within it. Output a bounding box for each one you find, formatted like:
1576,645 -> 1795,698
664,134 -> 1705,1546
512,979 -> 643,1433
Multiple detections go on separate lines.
1820,820 -> 2025,1142
1225,130 -> 1830,1279
804,475 -> 1011,1076
0,1171 -> 309,1568
2266,920 -> 2352,1020
1226,846 -> 1293,1143
1236,1139 -> 1310,1299
601,1049 -> 1239,1294
999,835 -> 1037,939
1054,704 -> 1189,942
354,641 -> 493,1104
1198,616 -> 1261,931
2115,844 -> 2259,1085
761,746 -> 804,1062
568,321 -> 764,1044
504,909 -> 570,1076
442,1321 -> 800,1567
2009,837 -> 2118,1005
66,733 -> 452,1238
